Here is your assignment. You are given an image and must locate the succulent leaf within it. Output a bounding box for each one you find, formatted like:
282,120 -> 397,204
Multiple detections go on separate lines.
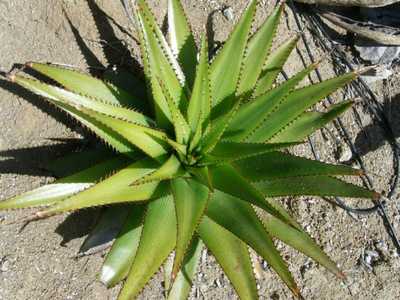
210,0 -> 257,106
254,175 -> 378,199
33,158 -> 170,216
101,205 -> 146,287
167,237 -> 203,300
187,35 -> 210,147
29,62 -> 141,107
118,196 -> 176,300
253,35 -> 299,97
0,157 -> 128,210
233,151 -> 364,181
198,217 -> 258,300
207,190 -> 300,297
80,205 -> 131,256
226,61 -> 318,142
237,4 -> 283,96
249,72 -> 358,142
270,101 -> 353,143
258,210 -> 344,278
209,163 -> 297,227
45,148 -> 116,177
170,178 -> 209,279
167,0 -> 197,88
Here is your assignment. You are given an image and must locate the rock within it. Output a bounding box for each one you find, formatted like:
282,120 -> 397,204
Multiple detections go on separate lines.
222,6 -> 234,21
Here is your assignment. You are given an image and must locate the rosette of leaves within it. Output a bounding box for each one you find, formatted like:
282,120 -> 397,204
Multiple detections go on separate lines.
1,0 -> 378,299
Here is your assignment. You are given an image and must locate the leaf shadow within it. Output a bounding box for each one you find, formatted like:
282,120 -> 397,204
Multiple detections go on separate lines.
352,93 -> 400,158
1,1 -> 141,243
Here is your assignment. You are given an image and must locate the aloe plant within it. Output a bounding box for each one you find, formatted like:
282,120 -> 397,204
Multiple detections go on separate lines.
1,1 -> 379,299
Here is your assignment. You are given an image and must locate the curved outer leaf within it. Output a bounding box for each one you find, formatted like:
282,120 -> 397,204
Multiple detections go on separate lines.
269,101 -> 353,143
168,0 -> 197,88
254,175 -> 379,199
167,237 -> 203,300
225,62 -> 318,142
257,209 -> 344,278
35,158 -> 169,216
233,151 -> 363,181
207,190 -> 300,297
118,196 -> 176,300
29,62 -> 138,107
12,75 -> 138,157
202,141 -> 299,164
80,205 -> 130,255
209,163 -> 297,227
253,35 -> 299,97
237,4 -> 283,96
170,178 -> 209,278
101,205 -> 146,287
187,35 -> 210,148
210,0 -> 257,106
76,107 -> 170,160
0,157 -> 128,210
249,72 -> 358,142
198,216 -> 258,300
13,75 -> 154,126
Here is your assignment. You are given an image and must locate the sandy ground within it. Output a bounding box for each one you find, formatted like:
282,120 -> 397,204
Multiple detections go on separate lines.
1,0 -> 400,299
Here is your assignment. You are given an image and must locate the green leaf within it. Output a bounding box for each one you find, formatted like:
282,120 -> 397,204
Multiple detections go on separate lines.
237,4 -> 283,96
75,107 -> 172,159
253,35 -> 299,97
170,178 -> 209,278
202,141 -> 299,164
249,72 -> 358,142
167,0 -> 197,88
134,0 -> 188,128
187,35 -> 210,147
167,237 -> 203,300
207,190 -> 300,297
80,205 -> 130,255
254,175 -> 379,199
29,62 -> 139,107
12,75 -> 139,157
34,158 -> 170,216
201,98 -> 241,153
157,77 -> 191,144
132,155 -> 185,185
14,76 -> 154,126
258,210 -> 344,278
45,148 -> 115,177
233,151 -> 363,181
225,62 -> 318,142
0,157 -> 128,210
118,196 -> 176,300
269,101 -> 353,143
198,217 -> 258,300
209,164 -> 297,227
103,69 -> 148,111
188,166 -> 213,191
210,0 -> 257,106
101,205 -> 146,287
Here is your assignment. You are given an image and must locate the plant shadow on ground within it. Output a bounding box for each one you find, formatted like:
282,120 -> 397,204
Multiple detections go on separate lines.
352,92 -> 400,159
0,0 -> 143,247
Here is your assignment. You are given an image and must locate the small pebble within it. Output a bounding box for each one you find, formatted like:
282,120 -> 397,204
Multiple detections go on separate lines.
338,145 -> 353,162
222,6 -> 234,21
